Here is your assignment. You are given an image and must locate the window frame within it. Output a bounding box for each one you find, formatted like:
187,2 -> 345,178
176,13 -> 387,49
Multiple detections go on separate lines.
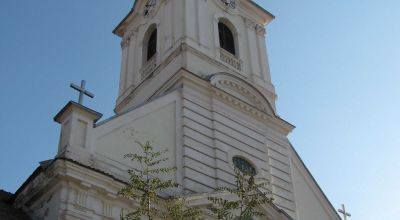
146,28 -> 157,61
218,21 -> 236,56
232,156 -> 257,176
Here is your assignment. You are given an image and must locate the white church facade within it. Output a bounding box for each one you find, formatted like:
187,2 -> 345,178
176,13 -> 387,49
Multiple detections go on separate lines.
12,0 -> 341,219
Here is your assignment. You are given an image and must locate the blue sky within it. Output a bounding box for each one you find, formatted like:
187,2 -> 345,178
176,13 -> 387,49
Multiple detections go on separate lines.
0,1 -> 399,219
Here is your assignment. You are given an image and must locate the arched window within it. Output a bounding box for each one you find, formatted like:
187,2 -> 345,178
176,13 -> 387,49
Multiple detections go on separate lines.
218,22 -> 235,55
146,28 -> 157,61
233,157 -> 256,176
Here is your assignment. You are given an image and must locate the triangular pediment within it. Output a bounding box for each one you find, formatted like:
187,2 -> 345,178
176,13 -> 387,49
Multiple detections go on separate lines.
209,73 -> 275,116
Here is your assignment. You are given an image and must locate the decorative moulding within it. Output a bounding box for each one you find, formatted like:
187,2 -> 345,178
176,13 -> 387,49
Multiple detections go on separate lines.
214,0 -> 240,14
120,30 -> 135,48
140,53 -> 157,80
219,47 -> 242,71
209,73 -> 274,115
143,0 -> 164,19
220,0 -> 236,9
244,17 -> 266,36
143,0 -> 157,18
209,73 -> 294,134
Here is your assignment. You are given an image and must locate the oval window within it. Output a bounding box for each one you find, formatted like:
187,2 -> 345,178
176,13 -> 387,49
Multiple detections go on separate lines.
232,157 -> 256,176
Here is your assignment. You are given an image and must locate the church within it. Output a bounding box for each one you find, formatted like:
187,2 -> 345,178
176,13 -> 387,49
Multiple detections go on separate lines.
8,0 -> 341,219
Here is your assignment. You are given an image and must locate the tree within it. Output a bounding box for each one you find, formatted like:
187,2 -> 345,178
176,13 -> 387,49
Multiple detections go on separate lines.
118,141 -> 201,220
208,169 -> 273,220
162,197 -> 202,220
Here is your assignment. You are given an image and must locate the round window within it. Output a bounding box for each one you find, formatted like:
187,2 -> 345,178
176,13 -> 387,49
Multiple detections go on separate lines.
232,157 -> 256,176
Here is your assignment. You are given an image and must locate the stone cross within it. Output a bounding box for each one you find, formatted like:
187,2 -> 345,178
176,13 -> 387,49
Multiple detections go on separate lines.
70,80 -> 94,105
338,204 -> 351,220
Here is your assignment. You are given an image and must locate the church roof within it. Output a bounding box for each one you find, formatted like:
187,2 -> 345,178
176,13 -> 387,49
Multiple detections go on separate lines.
0,190 -> 31,220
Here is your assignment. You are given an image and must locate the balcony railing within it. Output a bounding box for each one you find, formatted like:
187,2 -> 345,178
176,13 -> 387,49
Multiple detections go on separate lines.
141,54 -> 157,80
219,48 -> 242,71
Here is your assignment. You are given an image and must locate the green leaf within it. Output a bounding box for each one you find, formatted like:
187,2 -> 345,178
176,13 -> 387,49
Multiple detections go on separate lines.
208,168 -> 273,219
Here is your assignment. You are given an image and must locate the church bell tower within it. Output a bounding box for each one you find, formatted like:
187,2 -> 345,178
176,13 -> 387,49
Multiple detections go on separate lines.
113,0 -> 277,114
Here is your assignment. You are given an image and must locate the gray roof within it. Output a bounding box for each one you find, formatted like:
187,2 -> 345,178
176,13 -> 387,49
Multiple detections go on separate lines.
0,190 -> 31,220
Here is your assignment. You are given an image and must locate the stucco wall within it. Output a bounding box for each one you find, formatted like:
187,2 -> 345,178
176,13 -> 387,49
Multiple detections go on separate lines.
92,92 -> 180,183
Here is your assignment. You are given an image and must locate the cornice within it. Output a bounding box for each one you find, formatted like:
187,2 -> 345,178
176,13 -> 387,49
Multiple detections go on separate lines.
120,30 -> 135,48
114,41 -> 293,135
244,17 -> 266,36
159,69 -> 295,134
209,73 -> 274,114
241,0 -> 275,24
212,88 -> 294,135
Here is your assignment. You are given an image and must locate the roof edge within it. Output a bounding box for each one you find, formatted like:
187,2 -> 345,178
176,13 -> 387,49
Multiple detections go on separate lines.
248,0 -> 276,20
289,143 -> 342,219
53,101 -> 103,123
113,7 -> 135,36
13,160 -> 54,199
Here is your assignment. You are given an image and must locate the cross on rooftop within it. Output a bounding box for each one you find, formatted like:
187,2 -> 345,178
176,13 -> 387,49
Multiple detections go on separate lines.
70,80 -> 94,105
338,204 -> 351,220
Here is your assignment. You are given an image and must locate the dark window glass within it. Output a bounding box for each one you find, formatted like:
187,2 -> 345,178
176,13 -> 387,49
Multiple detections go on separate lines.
147,29 -> 157,61
233,157 -> 256,176
218,22 -> 235,55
